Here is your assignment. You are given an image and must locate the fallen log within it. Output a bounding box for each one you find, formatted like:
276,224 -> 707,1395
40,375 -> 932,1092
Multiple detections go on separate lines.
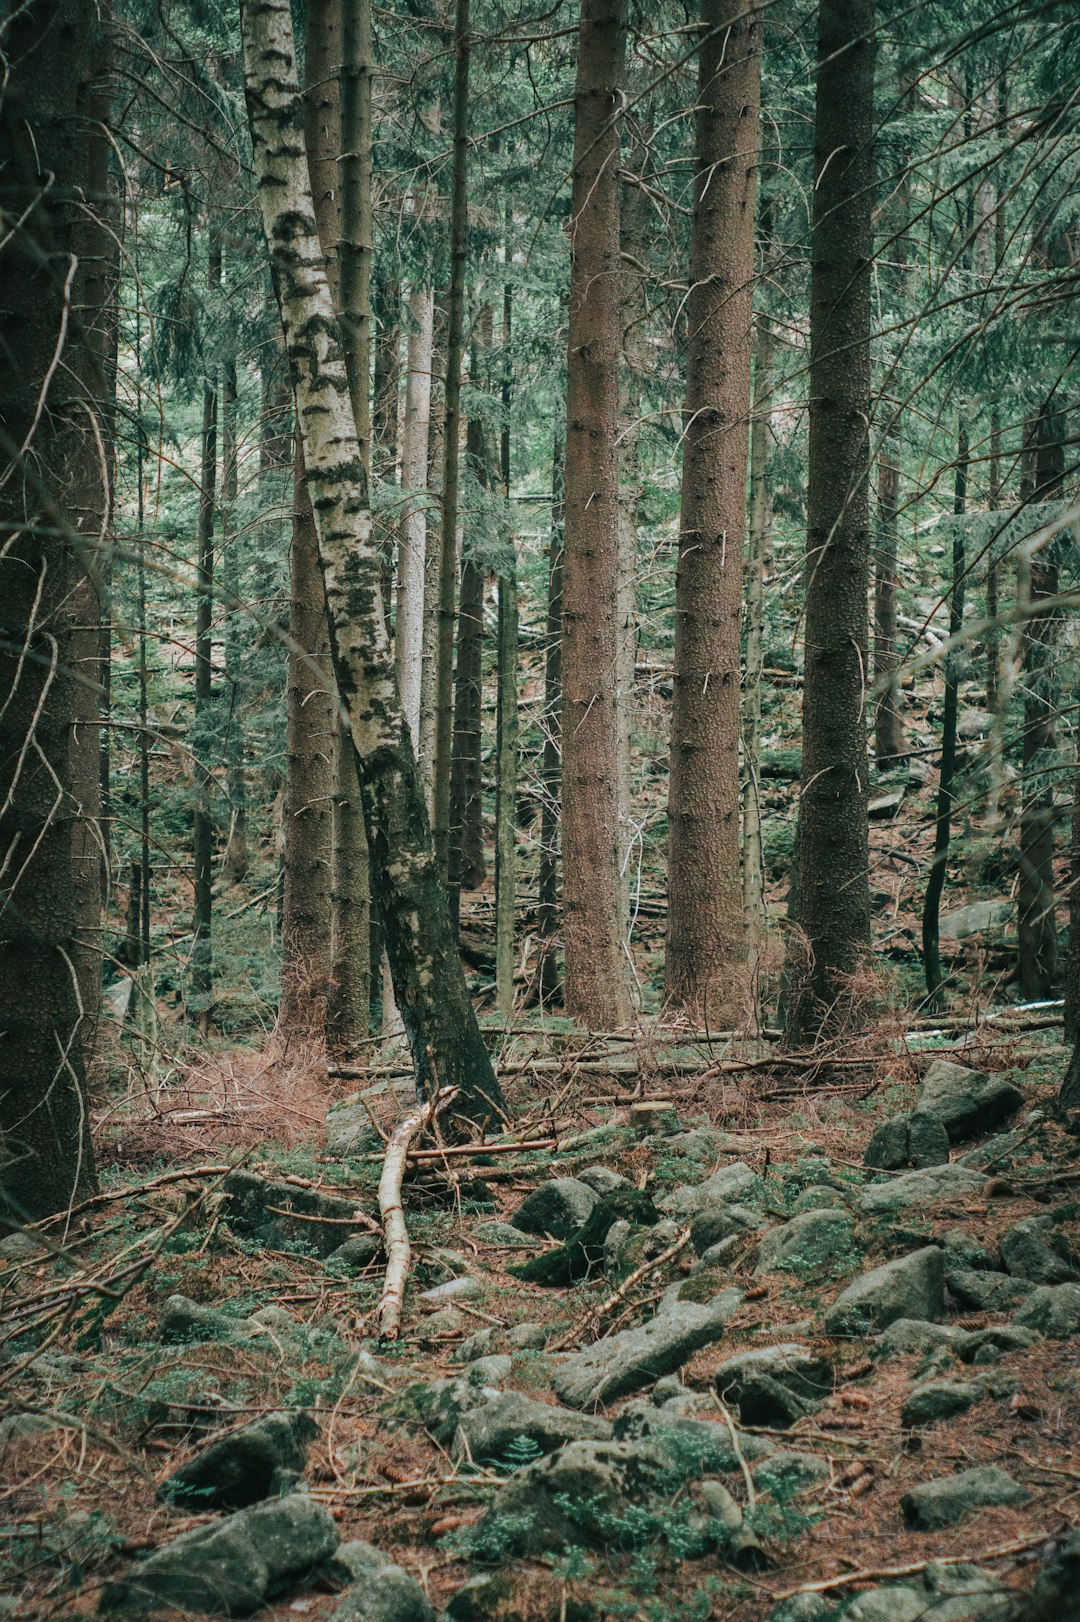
376,1087 -> 458,1341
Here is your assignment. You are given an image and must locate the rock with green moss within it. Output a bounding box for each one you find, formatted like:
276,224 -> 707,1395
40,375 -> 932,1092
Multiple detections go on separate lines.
100,1493 -> 338,1614
900,1379 -> 980,1428
768,1597 -> 837,1622
553,1293 -> 742,1409
508,1187 -> 657,1286
659,1161 -> 759,1218
900,1466 -> 1029,1530
456,1390 -> 612,1463
1013,1282 -> 1080,1338
474,1439 -> 671,1556
753,1449 -> 830,1498
715,1345 -> 833,1429
690,1202 -> 766,1256
509,1178 -> 598,1240
756,1209 -> 857,1277
824,1247 -> 944,1335
914,1062 -> 1024,1145
445,1573 -> 520,1622
841,1589 -> 926,1622
999,1217 -> 1078,1285
875,1319 -> 964,1360
858,1165 -> 987,1216
328,1540 -> 435,1622
159,1410 -> 316,1510
946,1268 -> 1033,1312
612,1400 -> 775,1473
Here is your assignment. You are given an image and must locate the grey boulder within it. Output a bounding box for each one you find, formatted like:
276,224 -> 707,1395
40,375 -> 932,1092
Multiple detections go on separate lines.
99,1493 -> 338,1614
946,1268 -> 1034,1312
456,1390 -> 612,1462
900,1379 -> 980,1428
509,1178 -> 597,1239
690,1202 -> 765,1256
159,1410 -> 316,1510
824,1247 -> 944,1335
476,1439 -> 670,1555
999,1217 -> 1078,1285
714,1345 -> 833,1429
658,1161 -> 758,1218
329,1540 -> 434,1622
915,1061 -> 1024,1145
857,1165 -> 987,1216
900,1466 -> 1030,1530
553,1292 -> 742,1409
865,1113 -> 951,1172
1013,1282 -> 1080,1338
755,1209 -> 856,1277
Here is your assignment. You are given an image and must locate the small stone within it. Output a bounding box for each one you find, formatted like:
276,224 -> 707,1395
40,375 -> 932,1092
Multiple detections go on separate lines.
941,1229 -> 995,1271
766,1597 -> 834,1622
100,1493 -> 338,1614
466,1356 -> 512,1387
331,1235 -> 381,1269
842,1589 -> 925,1622
908,1112 -> 953,1168
1026,1529 -> 1080,1619
792,1184 -> 849,1213
159,1411 -> 316,1511
159,1295 -> 253,1346
421,1307 -> 466,1337
420,1277 -> 482,1306
753,1449 -> 830,1497
857,1165 -> 987,1216
445,1574 -> 517,1622
612,1401 -> 774,1473
946,1268 -> 1033,1312
456,1390 -> 612,1462
553,1293 -> 742,1409
1013,1282 -> 1080,1338
865,1118 -> 913,1172
509,1178 -> 598,1240
457,1327 -> 500,1362
915,1062 -> 1024,1145
954,1325 -> 1039,1363
715,1345 -> 832,1429
658,1161 -> 759,1218
473,1222 -> 534,1248
577,1166 -> 631,1194
690,1202 -> 765,1255
824,1247 -> 944,1336
755,1209 -> 856,1277
505,1321 -> 549,1350
900,1466 -> 1030,1530
328,1541 -> 435,1622
938,899 -> 1011,938
900,1379 -> 980,1427
875,1319 -> 963,1360
999,1217 -> 1078,1285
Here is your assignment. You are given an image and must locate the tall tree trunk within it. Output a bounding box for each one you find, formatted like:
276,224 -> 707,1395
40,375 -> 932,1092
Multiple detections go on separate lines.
448,543 -> 486,922
874,431 -> 904,767
1018,401 -> 1064,999
922,423 -> 968,1009
537,433 -> 565,1005
665,0 -> 761,1021
419,295 -> 449,804
432,0 -> 471,884
398,289 -> 435,747
785,0 -> 875,1042
190,231 -> 220,1034
329,0 -> 375,1055
221,354 -> 248,884
494,245 -> 518,1017
562,0 -> 632,1028
743,310 -> 774,950
280,3 -> 344,1037
241,0 -> 504,1124
0,0 -> 104,1217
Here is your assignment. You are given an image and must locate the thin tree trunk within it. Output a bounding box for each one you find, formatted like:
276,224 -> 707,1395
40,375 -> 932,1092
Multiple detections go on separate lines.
191,231 -> 220,1034
784,0 -> 875,1042
221,354 -> 248,884
329,0 -> 375,1055
743,310 -> 774,949
874,432 -> 904,767
398,289 -> 435,748
241,0 -> 505,1124
432,0 -> 471,885
562,0 -> 632,1028
922,423 -> 968,1010
495,247 -> 518,1016
665,0 -> 761,1022
448,545 -> 486,921
0,0 -> 104,1216
419,295 -> 448,804
1018,401 -> 1064,999
537,432 -> 565,1005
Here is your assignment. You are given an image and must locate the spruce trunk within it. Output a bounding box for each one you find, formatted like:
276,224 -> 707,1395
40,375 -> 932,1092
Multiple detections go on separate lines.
665,0 -> 761,1021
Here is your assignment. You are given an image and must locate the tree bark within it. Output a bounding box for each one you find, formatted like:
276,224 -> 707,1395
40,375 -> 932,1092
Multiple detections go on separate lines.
1018,401 -> 1064,999
432,0 -> 471,884
785,0 -> 876,1042
561,0 -> 632,1028
665,0 -> 761,1022
241,0 -> 504,1124
874,433 -> 904,767
743,310 -> 774,951
922,423 -> 968,1010
220,353 -> 248,885
190,231 -> 220,1034
398,289 -> 435,748
537,432 -> 565,1005
0,0 -> 103,1217
495,249 -> 518,1017
448,545 -> 486,919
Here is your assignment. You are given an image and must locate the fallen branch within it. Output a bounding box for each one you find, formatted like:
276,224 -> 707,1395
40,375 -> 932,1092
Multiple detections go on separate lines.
549,1226 -> 691,1352
376,1088 -> 459,1341
766,1530 -> 1051,1601
362,1136 -> 556,1165
27,1164 -> 235,1229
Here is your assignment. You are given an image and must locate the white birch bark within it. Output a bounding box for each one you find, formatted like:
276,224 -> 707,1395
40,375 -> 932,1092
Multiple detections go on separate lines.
397,288 -> 435,750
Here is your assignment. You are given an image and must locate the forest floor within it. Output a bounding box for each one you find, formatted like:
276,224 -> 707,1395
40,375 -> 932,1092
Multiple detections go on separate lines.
3,1013 -> 1080,1621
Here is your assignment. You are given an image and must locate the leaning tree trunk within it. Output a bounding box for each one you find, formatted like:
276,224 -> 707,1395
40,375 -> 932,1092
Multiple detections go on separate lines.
241,0 -> 504,1125
561,0 -> 632,1028
0,0 -> 104,1218
784,0 -> 876,1043
665,0 -> 761,1022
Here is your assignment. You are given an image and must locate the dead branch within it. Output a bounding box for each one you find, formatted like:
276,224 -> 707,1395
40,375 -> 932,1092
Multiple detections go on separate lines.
376,1087 -> 459,1341
549,1226 -> 691,1352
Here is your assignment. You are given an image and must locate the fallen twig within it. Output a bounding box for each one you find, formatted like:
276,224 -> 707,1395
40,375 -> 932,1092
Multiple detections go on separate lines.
549,1227 -> 691,1352
766,1530 -> 1051,1601
376,1088 -> 459,1341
